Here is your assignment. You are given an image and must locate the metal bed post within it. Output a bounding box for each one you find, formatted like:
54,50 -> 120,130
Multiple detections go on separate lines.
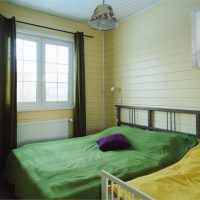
116,106 -> 121,126
166,112 -> 168,131
129,109 -> 131,126
196,113 -> 200,137
148,110 -> 153,129
174,112 -> 176,131
101,171 -> 108,200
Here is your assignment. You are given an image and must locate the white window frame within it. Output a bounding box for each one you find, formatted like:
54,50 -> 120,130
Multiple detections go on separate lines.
17,32 -> 74,111
191,9 -> 200,68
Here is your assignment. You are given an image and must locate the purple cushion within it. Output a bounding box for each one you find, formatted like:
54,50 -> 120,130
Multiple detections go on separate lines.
96,133 -> 131,152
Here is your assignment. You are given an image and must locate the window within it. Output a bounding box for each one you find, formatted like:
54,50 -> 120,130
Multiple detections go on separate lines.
17,33 -> 73,111
192,9 -> 200,67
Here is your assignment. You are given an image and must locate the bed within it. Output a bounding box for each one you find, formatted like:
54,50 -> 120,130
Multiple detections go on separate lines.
102,143 -> 200,200
5,105 -> 200,199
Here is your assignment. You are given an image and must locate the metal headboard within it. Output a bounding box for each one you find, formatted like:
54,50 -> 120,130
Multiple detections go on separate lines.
115,105 -> 200,137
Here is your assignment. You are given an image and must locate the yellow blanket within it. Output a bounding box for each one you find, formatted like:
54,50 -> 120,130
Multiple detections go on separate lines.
122,143 -> 200,200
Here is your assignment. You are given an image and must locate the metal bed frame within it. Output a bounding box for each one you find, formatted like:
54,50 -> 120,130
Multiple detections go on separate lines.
101,105 -> 200,200
101,170 -> 154,200
116,104 -> 200,137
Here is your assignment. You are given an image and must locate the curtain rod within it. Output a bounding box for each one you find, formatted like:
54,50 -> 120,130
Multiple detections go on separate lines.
16,20 -> 94,38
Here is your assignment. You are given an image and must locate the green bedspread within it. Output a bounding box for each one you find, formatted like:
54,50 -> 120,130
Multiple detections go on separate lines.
6,127 -> 198,199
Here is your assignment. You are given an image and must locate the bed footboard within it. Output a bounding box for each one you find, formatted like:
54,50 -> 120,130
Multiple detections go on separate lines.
101,170 -> 154,200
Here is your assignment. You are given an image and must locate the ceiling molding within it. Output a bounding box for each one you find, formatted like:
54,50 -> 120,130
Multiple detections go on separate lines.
5,0 -> 163,24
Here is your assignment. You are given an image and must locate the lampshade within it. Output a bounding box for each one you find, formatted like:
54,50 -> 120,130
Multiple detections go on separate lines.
88,2 -> 119,31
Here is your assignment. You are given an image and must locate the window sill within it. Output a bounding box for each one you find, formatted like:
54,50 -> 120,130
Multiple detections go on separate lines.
17,104 -> 74,112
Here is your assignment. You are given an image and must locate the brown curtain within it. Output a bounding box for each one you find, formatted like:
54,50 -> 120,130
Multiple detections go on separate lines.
73,32 -> 86,137
0,15 -> 17,171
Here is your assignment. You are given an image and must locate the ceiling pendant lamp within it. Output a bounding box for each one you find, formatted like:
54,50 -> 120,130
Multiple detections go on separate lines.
88,0 -> 119,31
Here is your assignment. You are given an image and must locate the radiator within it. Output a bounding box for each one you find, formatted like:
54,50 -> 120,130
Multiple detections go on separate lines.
17,118 -> 69,147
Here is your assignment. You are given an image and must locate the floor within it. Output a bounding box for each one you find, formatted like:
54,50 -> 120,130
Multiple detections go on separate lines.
0,178 -> 17,199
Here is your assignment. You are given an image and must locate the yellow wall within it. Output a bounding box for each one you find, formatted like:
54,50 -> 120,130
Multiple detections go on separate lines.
104,0 -> 200,134
0,2 -> 104,135
2,0 -> 200,135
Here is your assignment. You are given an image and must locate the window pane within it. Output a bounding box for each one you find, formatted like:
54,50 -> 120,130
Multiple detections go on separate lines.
58,83 -> 68,101
17,60 -> 23,72
45,43 -> 70,103
45,63 -> 57,73
23,82 -> 36,102
58,46 -> 69,64
17,37 -> 38,104
17,82 -> 23,102
16,39 -> 23,60
58,64 -> 68,73
23,61 -> 37,81
24,40 -> 36,61
46,83 -> 57,101
46,73 -> 57,82
45,44 -> 57,63
17,60 -> 23,81
17,72 -> 23,82
58,73 -> 68,83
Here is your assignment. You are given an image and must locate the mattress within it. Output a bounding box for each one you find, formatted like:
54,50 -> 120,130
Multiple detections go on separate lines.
123,143 -> 200,200
6,126 -> 198,199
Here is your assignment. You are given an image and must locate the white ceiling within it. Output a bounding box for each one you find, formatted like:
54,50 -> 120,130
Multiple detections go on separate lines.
5,0 -> 163,23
